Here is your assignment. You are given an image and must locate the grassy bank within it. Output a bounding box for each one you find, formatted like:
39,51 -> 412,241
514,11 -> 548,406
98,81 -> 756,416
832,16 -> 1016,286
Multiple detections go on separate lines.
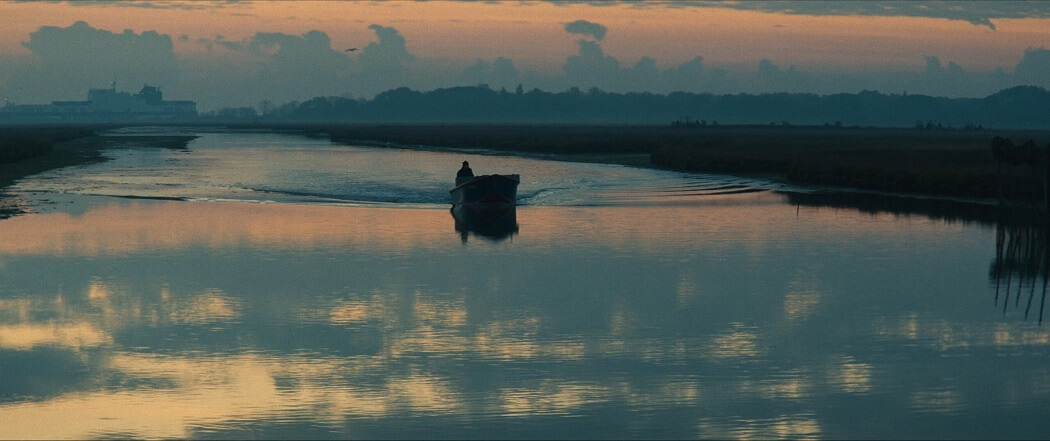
649,127 -> 1050,202
311,124 -> 1050,203
6,123 -> 1046,209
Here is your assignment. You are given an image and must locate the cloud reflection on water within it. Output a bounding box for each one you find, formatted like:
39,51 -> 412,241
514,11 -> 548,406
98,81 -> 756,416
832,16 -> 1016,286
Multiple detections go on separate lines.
0,195 -> 1049,438
0,322 -> 111,351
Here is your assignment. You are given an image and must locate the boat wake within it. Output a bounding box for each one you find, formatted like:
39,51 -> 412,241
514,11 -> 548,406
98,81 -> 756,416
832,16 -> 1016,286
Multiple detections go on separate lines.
10,132 -> 797,210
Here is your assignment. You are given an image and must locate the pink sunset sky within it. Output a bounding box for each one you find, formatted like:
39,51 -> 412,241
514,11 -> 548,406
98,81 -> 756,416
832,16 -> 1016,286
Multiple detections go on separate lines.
0,1 -> 1048,109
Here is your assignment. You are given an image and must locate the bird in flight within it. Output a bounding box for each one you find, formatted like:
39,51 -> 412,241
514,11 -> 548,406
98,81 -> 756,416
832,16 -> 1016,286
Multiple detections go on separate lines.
345,48 -> 358,52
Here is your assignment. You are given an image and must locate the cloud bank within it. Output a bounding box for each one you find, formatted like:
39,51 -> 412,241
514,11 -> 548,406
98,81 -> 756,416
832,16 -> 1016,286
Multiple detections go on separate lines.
1,20 -> 1047,111
572,1 -> 1050,30
10,21 -> 178,101
564,20 -> 607,41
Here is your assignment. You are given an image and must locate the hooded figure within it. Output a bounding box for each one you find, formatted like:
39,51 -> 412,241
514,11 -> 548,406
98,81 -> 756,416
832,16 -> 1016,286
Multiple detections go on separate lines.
457,161 -> 474,178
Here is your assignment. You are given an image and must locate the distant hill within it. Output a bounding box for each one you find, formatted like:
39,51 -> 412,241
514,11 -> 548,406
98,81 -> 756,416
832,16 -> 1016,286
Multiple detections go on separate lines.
240,85 -> 1050,129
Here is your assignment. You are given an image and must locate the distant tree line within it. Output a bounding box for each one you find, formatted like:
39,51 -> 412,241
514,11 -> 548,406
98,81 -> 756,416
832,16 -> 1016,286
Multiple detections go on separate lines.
201,85 -> 1050,129
914,120 -> 988,131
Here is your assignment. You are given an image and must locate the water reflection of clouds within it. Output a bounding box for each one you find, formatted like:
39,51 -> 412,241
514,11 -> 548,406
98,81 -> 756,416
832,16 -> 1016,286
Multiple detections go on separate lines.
874,314 -> 1050,349
0,322 -> 110,350
740,371 -> 813,401
0,299 -> 32,322
704,323 -> 765,360
0,349 -> 705,438
696,414 -> 822,440
169,290 -> 241,324
2,351 -> 463,437
2,280 -> 1035,439
0,283 -> 243,353
827,356 -> 873,395
910,389 -> 964,414
2,193 -> 1046,437
782,272 -> 825,323
783,290 -> 822,322
500,381 -> 608,417
89,279 -> 241,326
0,353 -> 352,439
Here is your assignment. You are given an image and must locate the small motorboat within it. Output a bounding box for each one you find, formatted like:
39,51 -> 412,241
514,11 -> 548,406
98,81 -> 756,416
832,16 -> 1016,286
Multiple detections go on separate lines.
450,174 -> 519,205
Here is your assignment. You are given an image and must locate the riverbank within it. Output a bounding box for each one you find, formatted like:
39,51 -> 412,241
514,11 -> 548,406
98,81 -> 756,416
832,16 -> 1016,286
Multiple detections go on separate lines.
0,128 -> 197,216
305,124 -> 1050,204
5,123 -> 1050,214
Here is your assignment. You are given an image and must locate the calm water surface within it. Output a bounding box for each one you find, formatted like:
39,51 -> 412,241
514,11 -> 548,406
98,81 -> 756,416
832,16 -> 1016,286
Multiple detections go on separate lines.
0,131 -> 1047,439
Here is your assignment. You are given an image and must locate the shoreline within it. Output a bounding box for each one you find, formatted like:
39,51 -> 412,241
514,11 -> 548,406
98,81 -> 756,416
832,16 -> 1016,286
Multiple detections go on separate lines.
0,125 -> 1041,224
0,133 -> 197,217
311,123 -> 1050,208
345,138 -> 655,168
333,135 -> 1015,209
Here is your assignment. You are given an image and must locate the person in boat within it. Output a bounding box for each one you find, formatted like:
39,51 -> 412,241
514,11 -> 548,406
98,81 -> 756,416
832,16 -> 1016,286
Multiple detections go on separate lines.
457,161 -> 474,178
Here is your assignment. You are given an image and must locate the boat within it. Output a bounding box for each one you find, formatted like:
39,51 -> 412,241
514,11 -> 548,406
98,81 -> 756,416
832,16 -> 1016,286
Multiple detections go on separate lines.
449,174 -> 519,205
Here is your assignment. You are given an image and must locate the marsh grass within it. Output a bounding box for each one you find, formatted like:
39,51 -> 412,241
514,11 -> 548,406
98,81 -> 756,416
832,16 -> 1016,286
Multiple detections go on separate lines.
316,123 -> 1050,202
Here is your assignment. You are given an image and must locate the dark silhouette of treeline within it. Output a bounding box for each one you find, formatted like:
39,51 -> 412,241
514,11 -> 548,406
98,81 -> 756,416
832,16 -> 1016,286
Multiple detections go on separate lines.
222,85 -> 1050,129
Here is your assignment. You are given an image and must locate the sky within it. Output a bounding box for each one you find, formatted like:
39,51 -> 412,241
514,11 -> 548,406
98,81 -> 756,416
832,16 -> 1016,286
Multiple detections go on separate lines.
0,1 -> 1048,110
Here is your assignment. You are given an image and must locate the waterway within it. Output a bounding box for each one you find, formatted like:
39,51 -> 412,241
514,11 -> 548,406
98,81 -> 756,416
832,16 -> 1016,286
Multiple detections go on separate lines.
0,130 -> 1046,439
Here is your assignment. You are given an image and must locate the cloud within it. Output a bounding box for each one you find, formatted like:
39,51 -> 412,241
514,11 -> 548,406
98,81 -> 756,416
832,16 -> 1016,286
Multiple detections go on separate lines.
564,19 -> 607,41
752,59 -> 812,93
1014,48 -> 1050,87
41,0 -> 242,11
561,38 -> 720,94
924,55 -> 944,75
662,56 -> 705,91
358,24 -> 414,67
561,1 -> 1050,30
176,24 -> 420,107
11,21 -> 179,101
758,59 -> 781,76
2,19 -> 1048,111
564,39 -> 620,88
186,29 -> 353,105
710,1 -> 1021,29
345,24 -> 417,96
463,57 -> 519,89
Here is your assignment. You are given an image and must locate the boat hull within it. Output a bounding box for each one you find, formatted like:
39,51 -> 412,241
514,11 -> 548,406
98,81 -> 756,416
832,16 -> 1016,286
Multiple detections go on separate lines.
450,174 -> 519,205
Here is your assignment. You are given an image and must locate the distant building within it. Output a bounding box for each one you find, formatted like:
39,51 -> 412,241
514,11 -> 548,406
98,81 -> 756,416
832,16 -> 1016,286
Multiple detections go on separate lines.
0,83 -> 197,123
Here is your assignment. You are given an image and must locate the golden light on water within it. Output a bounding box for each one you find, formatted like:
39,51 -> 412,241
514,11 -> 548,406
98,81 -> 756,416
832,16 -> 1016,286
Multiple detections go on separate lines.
0,195 -> 966,257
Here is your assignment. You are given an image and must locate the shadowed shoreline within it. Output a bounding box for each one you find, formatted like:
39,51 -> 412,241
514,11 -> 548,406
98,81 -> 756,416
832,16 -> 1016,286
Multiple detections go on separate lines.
0,127 -> 197,217
307,123 -> 1050,204
4,123 -> 1050,222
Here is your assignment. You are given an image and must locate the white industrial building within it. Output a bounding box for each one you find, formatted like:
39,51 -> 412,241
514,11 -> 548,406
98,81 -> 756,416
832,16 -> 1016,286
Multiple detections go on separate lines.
1,84 -> 197,123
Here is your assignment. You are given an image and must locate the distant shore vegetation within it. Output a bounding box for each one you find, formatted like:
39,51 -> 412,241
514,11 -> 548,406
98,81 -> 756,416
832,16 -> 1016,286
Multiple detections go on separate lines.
188,84 -> 1050,130
3,82 -> 1050,211
311,124 -> 1050,205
